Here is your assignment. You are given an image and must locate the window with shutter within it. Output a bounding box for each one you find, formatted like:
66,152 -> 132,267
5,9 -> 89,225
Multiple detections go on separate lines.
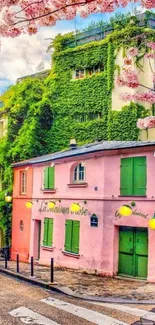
64,220 -> 80,254
120,158 -> 133,196
72,221 -> 80,254
43,218 -> 48,246
43,167 -> 55,189
44,167 -> 49,189
120,157 -> 146,196
43,218 -> 54,247
64,220 -> 72,252
133,157 -> 146,196
48,167 -> 55,189
20,171 -> 27,194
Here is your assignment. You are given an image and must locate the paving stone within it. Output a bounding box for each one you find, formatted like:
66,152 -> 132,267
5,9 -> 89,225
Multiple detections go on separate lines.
1,260 -> 155,301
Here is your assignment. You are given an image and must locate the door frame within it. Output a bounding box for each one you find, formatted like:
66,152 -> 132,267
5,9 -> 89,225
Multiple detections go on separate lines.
118,226 -> 148,279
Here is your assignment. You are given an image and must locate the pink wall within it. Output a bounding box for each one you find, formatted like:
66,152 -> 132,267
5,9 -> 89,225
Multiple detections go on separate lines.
29,149 -> 155,280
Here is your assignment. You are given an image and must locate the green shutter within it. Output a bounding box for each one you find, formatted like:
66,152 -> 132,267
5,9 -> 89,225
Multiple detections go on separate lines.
133,157 -> 146,196
47,218 -> 53,247
44,167 -> 49,189
72,221 -> 80,254
48,167 -> 55,189
120,158 -> 133,196
43,218 -> 48,246
64,220 -> 72,252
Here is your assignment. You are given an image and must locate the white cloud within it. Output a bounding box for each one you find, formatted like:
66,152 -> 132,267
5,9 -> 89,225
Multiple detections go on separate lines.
0,25 -> 72,87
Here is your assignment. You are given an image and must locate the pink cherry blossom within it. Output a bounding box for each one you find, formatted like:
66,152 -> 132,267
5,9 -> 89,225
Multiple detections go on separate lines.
137,116 -> 155,129
145,52 -> 155,59
120,91 -> 155,104
147,42 -> 155,50
0,0 -> 155,37
127,47 -> 139,57
124,57 -> 132,65
116,67 -> 139,88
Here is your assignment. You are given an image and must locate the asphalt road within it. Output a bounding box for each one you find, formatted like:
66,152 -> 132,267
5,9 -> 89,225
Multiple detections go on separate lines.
0,273 -> 154,325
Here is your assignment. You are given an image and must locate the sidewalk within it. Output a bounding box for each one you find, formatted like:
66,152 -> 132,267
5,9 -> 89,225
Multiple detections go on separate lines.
1,260 -> 155,304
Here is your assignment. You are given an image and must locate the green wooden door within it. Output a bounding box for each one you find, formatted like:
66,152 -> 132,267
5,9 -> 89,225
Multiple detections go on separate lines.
119,227 -> 134,276
135,228 -> 148,278
119,227 -> 148,279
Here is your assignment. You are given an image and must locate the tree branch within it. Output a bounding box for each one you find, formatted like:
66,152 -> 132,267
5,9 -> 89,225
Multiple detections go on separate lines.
15,0 -> 44,15
139,83 -> 155,91
11,0 -> 97,27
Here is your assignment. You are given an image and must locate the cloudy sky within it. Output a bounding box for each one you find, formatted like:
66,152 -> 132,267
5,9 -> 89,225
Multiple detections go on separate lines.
0,3 -> 149,94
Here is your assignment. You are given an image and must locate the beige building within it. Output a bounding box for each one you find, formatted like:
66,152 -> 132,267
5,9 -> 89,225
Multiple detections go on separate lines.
112,49 -> 154,112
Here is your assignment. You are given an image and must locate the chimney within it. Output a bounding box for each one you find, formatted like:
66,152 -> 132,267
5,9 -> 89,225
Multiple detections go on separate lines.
70,138 -> 77,150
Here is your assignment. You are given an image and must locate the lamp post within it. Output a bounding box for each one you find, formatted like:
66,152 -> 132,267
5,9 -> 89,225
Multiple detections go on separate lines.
4,192 -> 12,261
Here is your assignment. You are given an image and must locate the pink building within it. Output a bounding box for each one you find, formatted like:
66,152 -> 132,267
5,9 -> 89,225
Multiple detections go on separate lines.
12,141 -> 155,281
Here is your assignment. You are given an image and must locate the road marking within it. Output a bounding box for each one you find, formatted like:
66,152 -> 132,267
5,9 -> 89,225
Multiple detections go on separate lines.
9,306 -> 60,325
90,302 -> 155,322
91,302 -> 147,317
41,297 -> 128,325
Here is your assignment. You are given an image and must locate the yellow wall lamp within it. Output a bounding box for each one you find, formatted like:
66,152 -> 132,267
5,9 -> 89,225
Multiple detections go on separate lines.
26,199 -> 61,209
118,202 -> 136,217
25,200 -> 38,209
70,200 -> 87,213
48,199 -> 61,209
148,213 -> 155,230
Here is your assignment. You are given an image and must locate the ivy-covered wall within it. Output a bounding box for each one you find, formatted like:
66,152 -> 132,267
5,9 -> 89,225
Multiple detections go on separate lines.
1,26 -> 155,180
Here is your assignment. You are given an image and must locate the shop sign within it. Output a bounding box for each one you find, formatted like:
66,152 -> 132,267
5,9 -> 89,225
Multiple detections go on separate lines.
115,208 -> 149,219
39,201 -> 89,216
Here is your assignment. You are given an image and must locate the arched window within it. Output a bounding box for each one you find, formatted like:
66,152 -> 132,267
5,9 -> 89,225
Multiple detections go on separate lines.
73,163 -> 85,182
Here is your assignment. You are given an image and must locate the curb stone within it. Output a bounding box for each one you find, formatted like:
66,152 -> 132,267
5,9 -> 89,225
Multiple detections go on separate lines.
1,267 -> 155,305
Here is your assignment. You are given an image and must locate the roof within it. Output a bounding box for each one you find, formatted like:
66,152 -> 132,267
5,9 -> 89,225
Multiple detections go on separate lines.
16,70 -> 50,83
12,141 -> 155,168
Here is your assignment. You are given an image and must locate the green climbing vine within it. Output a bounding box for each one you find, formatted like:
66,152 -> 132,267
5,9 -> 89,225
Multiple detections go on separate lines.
0,24 -> 155,190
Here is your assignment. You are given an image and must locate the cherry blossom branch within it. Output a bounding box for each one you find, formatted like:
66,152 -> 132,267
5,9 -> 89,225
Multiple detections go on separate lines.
15,0 -> 44,15
13,0 -> 97,26
139,84 -> 155,91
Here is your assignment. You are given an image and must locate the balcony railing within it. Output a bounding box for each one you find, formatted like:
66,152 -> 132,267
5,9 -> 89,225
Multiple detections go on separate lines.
63,13 -> 155,50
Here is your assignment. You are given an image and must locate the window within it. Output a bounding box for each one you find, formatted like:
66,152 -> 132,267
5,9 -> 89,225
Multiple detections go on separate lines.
64,220 -> 80,254
87,64 -> 104,76
44,166 -> 55,189
0,121 -> 3,138
73,163 -> 85,182
75,69 -> 85,79
19,220 -> 24,232
120,157 -> 146,196
20,171 -> 27,194
43,218 -> 53,247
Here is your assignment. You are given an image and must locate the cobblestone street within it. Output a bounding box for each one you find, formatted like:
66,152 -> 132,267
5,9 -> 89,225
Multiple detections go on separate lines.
1,273 -> 155,324
1,260 -> 155,301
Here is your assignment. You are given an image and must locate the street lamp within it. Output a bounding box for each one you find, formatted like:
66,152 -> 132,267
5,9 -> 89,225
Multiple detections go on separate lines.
4,192 -> 12,260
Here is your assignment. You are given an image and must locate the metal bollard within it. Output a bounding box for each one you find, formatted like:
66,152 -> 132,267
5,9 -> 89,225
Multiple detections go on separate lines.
16,254 -> 19,273
31,256 -> 34,277
50,258 -> 54,283
4,254 -> 7,269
